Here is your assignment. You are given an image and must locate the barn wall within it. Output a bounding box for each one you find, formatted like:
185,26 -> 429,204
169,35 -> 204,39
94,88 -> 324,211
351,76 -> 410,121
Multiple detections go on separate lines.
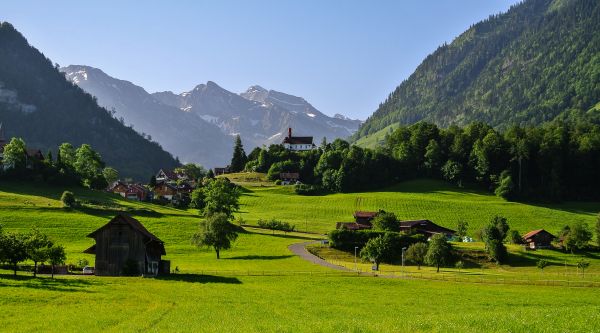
94,221 -> 147,276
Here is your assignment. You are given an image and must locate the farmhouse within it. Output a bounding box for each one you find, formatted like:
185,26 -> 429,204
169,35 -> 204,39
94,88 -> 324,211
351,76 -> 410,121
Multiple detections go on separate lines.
280,172 -> 300,184
214,166 -> 230,176
335,222 -> 372,231
522,229 -> 556,249
125,184 -> 149,201
156,169 -> 186,183
153,181 -> 178,200
109,181 -> 129,196
282,128 -> 316,151
84,214 -> 169,276
399,220 -> 456,238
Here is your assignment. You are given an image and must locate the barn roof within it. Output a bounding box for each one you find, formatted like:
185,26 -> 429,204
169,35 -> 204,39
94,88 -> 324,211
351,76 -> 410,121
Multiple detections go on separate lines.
353,211 -> 379,218
522,229 -> 555,240
399,219 -> 456,235
86,214 -> 165,254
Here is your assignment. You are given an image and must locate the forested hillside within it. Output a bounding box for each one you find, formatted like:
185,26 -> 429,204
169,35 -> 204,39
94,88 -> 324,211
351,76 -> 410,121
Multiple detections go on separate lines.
354,0 -> 600,140
0,23 -> 179,179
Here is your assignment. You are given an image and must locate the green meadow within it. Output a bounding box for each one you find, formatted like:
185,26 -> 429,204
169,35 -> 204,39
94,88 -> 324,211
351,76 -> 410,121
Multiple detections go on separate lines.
1,178 -> 600,332
236,177 -> 600,236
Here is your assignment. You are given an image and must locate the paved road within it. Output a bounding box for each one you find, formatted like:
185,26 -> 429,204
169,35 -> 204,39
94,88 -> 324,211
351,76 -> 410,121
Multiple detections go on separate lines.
288,241 -> 353,272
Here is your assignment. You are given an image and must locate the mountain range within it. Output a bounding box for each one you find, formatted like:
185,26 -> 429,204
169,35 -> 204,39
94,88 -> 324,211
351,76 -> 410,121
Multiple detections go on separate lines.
354,0 -> 600,141
0,22 -> 179,180
62,66 -> 362,168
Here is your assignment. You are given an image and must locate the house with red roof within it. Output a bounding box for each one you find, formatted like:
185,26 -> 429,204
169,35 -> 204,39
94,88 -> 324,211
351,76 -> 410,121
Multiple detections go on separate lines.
522,229 -> 556,249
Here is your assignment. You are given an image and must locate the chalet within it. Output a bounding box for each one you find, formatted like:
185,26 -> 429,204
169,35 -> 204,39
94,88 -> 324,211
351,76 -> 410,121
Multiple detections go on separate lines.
399,220 -> 456,238
84,214 -> 169,276
156,169 -> 186,183
282,128 -> 316,151
153,181 -> 178,201
214,166 -> 230,176
280,172 -> 300,185
126,184 -> 149,201
522,229 -> 556,249
109,181 -> 129,197
353,211 -> 379,225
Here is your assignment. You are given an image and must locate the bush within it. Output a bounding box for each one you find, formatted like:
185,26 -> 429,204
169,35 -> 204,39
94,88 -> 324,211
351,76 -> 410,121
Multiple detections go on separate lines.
509,230 -> 523,244
274,179 -> 282,185
258,219 -> 295,234
294,184 -> 324,195
60,191 -> 76,208
328,229 -> 425,263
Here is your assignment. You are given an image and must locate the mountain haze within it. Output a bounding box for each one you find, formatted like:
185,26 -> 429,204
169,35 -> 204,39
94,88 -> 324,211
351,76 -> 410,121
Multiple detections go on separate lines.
355,0 -> 600,140
0,22 -> 179,180
61,65 -> 233,168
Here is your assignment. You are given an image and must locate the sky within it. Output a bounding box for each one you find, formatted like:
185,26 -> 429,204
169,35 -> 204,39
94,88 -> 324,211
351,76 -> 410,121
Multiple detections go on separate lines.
2,0 -> 520,120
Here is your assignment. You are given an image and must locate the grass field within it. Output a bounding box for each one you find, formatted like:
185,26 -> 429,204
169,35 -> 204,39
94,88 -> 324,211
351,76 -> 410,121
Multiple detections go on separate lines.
237,177 -> 600,236
1,180 -> 600,332
354,123 -> 399,149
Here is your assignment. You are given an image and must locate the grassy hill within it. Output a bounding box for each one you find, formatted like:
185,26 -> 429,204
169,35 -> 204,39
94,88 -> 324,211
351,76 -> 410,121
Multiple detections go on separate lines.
236,177 -> 600,236
1,180 -> 600,332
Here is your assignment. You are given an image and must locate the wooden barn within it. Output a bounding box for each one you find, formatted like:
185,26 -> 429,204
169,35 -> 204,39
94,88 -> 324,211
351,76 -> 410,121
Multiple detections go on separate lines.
522,229 -> 556,249
353,211 -> 379,225
399,220 -> 456,238
84,214 -> 169,276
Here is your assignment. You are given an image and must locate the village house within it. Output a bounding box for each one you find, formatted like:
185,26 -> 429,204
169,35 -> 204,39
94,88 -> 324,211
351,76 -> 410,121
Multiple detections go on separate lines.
353,211 -> 379,225
522,229 -> 556,249
109,181 -> 129,196
109,182 -> 149,201
155,169 -> 186,183
282,128 -> 316,151
153,181 -> 178,201
280,172 -> 300,185
399,220 -> 456,238
214,166 -> 230,176
84,214 -> 169,276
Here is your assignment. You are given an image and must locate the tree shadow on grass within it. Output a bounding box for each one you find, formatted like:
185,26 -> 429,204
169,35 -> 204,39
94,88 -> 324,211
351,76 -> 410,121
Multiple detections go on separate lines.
245,229 -> 321,241
155,273 -> 241,284
224,255 -> 294,260
0,274 -> 96,293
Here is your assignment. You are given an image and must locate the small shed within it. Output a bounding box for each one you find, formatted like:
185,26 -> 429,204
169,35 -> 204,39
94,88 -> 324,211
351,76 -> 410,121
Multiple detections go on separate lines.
84,214 -> 169,276
522,229 -> 556,249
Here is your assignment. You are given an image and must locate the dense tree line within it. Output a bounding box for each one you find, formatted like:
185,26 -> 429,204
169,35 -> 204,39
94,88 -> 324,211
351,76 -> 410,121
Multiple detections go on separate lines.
1,136 -> 117,190
354,0 -> 600,139
243,120 -> 600,201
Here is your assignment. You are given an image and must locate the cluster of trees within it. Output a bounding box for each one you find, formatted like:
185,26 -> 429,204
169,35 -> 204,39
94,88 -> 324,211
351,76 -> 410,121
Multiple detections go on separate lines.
0,226 -> 66,278
382,121 -> 600,201
239,120 -> 600,201
1,137 -> 119,190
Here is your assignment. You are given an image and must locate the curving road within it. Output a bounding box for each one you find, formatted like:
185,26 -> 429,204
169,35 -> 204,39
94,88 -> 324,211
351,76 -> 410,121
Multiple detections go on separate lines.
288,241 -> 353,272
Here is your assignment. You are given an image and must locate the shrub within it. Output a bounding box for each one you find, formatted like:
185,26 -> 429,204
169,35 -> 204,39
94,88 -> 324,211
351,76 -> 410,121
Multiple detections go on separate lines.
372,212 -> 399,232
509,230 -> 523,244
328,229 -> 425,262
274,179 -> 282,185
258,219 -> 295,234
60,191 -> 76,208
294,184 -> 321,195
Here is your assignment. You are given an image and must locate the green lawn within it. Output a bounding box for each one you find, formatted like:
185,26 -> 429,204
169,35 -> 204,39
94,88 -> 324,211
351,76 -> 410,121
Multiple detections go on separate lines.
1,180 -> 600,332
238,178 -> 600,236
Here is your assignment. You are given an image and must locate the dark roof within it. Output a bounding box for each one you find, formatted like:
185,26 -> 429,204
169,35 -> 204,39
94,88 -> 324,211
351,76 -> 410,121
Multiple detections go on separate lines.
26,148 -> 44,159
280,172 -> 300,179
155,181 -> 177,190
87,214 -> 165,254
283,136 -> 314,145
353,211 -> 379,218
522,229 -> 556,240
335,222 -> 372,231
399,219 -> 456,235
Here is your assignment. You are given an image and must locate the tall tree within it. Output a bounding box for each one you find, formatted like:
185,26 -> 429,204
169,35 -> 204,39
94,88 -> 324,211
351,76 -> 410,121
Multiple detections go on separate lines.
405,242 -> 428,270
425,234 -> 452,273
2,137 -> 27,169
58,143 -> 76,169
74,144 -> 104,185
230,135 -> 247,172
47,245 -> 66,278
1,232 -> 28,276
360,235 -> 392,271
192,213 -> 239,259
482,215 -> 510,263
202,178 -> 241,218
25,228 -> 53,277
102,167 -> 119,185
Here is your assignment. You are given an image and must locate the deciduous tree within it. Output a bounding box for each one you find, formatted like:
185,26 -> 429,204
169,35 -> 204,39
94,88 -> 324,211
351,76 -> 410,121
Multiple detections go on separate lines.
192,213 -> 239,259
405,242 -> 428,269
425,234 -> 452,273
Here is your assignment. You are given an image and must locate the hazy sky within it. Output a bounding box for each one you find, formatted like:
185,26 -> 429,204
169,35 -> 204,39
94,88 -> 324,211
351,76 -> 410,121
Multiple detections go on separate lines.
2,0 -> 520,119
